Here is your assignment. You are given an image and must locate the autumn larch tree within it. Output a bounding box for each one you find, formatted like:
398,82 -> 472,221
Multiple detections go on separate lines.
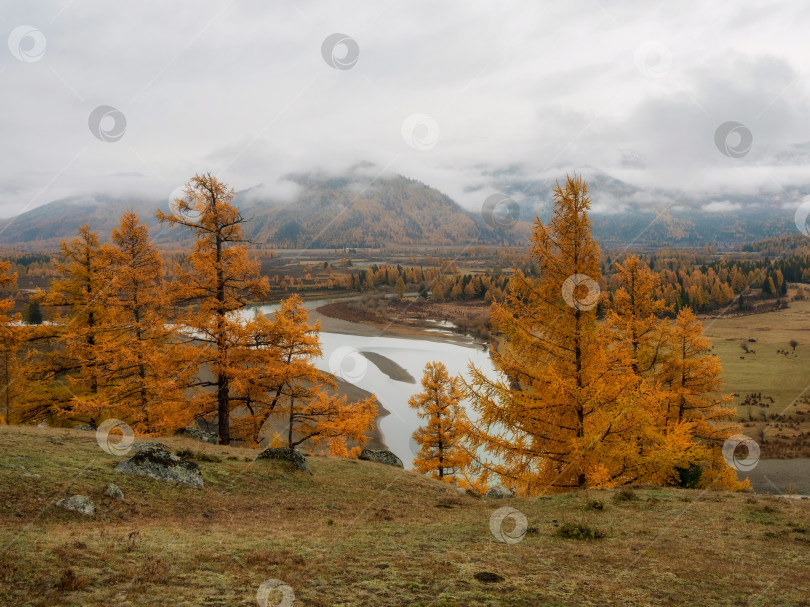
660,308 -> 744,489
44,225 -> 115,424
231,295 -> 377,453
229,295 -> 320,446
0,268 -> 57,425
606,255 -> 713,487
0,261 -> 20,424
607,256 -> 669,377
409,361 -> 468,481
99,211 -> 196,434
158,174 -> 269,445
463,174 -> 690,494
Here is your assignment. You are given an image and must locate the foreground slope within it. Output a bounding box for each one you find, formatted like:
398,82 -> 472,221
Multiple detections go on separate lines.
1,425 -> 808,606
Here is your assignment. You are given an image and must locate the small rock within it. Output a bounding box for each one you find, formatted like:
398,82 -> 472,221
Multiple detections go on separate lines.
104,483 -> 124,500
22,472 -> 40,479
358,448 -> 404,468
72,424 -> 95,431
48,436 -> 64,445
174,426 -> 218,444
56,495 -> 95,516
255,447 -> 313,475
485,484 -> 513,499
115,448 -> 203,488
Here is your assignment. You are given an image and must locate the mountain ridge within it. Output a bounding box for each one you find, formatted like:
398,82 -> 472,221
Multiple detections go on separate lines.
0,171 -> 800,250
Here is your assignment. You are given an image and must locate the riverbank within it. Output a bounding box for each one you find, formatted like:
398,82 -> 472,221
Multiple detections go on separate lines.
313,297 -> 490,347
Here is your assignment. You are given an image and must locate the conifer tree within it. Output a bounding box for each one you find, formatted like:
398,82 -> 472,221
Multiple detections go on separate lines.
660,308 -> 744,489
409,361 -> 467,481
463,175 -> 694,493
99,212 -> 195,434
607,256 -> 720,487
230,295 -> 377,453
157,173 -> 269,445
607,256 -> 668,377
0,262 -> 20,424
44,225 -> 114,424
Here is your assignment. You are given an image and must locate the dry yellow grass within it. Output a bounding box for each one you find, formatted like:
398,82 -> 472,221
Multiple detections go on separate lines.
1,425 -> 809,606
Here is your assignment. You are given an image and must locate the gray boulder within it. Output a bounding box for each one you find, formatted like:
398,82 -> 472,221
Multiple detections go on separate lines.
72,424 -> 95,431
358,448 -> 403,468
174,426 -> 218,444
255,447 -> 312,475
103,483 -> 124,500
130,442 -> 172,454
115,448 -> 203,488
56,494 -> 95,516
485,484 -> 513,499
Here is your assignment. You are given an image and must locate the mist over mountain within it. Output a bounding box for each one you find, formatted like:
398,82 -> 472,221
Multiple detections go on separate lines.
0,170 -> 799,250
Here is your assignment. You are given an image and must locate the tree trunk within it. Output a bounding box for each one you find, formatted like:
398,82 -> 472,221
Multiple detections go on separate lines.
215,232 -> 229,445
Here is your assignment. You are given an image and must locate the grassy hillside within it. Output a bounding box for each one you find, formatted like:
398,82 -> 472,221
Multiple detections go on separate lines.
1,425 -> 808,606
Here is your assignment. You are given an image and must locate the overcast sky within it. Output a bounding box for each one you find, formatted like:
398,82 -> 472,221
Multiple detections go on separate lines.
1,0 -> 809,218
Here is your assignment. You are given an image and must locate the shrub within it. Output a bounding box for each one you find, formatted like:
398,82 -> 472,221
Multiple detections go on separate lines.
57,568 -> 89,591
582,499 -> 604,511
612,487 -> 638,502
555,522 -> 606,540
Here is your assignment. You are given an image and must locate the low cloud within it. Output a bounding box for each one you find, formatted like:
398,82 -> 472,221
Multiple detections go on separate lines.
0,1 -> 808,217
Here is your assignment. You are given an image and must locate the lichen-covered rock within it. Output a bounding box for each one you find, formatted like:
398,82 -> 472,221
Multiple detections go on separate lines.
485,484 -> 513,499
115,448 -> 203,488
255,447 -> 313,474
174,426 -> 218,444
104,483 -> 124,500
130,442 -> 172,454
358,448 -> 404,468
56,494 -> 95,516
